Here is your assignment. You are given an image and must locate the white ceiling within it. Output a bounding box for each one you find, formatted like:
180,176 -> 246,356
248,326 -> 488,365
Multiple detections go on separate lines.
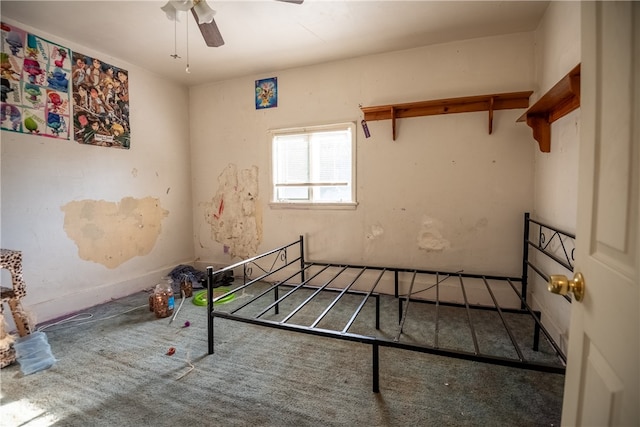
1,0 -> 549,87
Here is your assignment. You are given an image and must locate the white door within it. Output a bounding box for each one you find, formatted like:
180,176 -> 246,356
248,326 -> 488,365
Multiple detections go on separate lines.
561,2 -> 639,425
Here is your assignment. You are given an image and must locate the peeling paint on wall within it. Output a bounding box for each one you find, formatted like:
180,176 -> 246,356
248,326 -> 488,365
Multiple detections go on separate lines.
366,224 -> 384,241
61,197 -> 169,269
364,223 -> 384,256
417,215 -> 450,252
204,164 -> 262,259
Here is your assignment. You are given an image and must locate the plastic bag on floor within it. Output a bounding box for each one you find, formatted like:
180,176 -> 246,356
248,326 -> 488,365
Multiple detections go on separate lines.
13,331 -> 56,375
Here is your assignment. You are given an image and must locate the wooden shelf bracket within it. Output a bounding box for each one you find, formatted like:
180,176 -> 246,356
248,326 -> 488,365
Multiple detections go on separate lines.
517,64 -> 581,152
360,91 -> 533,141
391,106 -> 397,140
488,96 -> 494,134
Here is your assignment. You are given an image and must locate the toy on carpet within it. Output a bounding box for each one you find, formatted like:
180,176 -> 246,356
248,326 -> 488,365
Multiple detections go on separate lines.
192,288 -> 235,306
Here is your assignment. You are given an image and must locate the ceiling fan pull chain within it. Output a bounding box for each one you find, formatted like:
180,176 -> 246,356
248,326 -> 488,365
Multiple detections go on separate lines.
185,14 -> 191,73
170,17 -> 181,60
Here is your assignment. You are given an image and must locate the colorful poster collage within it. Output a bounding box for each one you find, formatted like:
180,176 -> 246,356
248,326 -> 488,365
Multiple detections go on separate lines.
1,22 -> 71,139
71,52 -> 130,149
1,22 -> 131,149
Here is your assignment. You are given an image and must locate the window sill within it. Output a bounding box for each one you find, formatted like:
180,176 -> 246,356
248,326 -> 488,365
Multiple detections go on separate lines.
269,202 -> 358,210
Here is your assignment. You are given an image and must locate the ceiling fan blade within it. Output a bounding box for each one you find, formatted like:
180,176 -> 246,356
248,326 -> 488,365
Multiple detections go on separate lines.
191,8 -> 225,47
276,0 -> 304,4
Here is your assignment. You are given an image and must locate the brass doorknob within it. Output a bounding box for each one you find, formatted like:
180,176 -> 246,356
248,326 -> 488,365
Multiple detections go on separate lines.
548,272 -> 585,302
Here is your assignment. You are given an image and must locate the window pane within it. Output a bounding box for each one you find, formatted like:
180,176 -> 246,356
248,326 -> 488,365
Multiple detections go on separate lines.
311,130 -> 351,184
317,184 -> 351,202
277,186 -> 308,200
271,123 -> 355,204
274,135 -> 308,185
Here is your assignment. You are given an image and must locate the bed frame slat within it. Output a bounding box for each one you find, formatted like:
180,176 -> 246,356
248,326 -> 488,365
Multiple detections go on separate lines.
506,278 -> 567,364
254,264 -> 330,318
395,270 -> 417,341
342,268 -> 385,333
310,266 -> 367,328
458,274 -> 480,355
280,265 -> 349,324
482,276 -> 526,362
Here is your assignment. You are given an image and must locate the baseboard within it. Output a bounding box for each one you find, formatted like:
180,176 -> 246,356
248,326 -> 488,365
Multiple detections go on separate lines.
5,261 -> 194,332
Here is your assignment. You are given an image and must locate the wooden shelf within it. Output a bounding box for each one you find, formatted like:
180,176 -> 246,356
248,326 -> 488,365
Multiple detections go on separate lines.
360,91 -> 533,141
517,64 -> 581,152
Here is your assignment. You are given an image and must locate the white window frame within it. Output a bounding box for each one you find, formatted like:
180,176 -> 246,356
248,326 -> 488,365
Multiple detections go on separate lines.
269,122 -> 357,210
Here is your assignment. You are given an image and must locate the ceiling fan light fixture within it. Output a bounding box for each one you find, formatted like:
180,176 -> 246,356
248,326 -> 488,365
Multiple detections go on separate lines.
162,0 -> 300,50
169,0 -> 194,12
161,2 -> 179,21
193,0 -> 216,25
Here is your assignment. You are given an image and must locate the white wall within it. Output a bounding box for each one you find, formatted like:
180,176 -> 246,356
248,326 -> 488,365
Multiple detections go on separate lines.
529,1 -> 581,353
1,19 -> 194,328
190,32 -> 537,296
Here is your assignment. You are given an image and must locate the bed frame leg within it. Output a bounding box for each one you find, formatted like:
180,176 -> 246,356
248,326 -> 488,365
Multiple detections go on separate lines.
372,343 -> 380,393
207,266 -> 214,355
395,270 -> 403,324
375,294 -> 380,330
394,270 -> 399,298
299,235 -> 305,283
533,310 -> 541,351
521,212 -> 530,310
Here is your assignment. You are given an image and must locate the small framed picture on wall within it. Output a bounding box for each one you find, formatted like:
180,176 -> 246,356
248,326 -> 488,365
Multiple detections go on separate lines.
255,77 -> 277,109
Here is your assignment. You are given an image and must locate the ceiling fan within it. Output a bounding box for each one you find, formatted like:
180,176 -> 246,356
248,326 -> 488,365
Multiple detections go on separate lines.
161,0 -> 304,48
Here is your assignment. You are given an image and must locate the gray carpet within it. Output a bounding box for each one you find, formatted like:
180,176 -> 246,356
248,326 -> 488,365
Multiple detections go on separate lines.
1,283 -> 564,426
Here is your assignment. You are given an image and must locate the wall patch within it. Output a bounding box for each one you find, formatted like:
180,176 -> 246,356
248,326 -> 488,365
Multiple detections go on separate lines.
417,216 -> 450,252
204,164 -> 262,259
61,197 -> 168,268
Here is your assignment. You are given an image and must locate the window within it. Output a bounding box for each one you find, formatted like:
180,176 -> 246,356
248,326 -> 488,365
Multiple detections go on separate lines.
270,122 -> 356,208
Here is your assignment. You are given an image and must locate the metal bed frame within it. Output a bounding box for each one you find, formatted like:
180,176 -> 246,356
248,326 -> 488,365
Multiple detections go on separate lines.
205,212 -> 574,392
